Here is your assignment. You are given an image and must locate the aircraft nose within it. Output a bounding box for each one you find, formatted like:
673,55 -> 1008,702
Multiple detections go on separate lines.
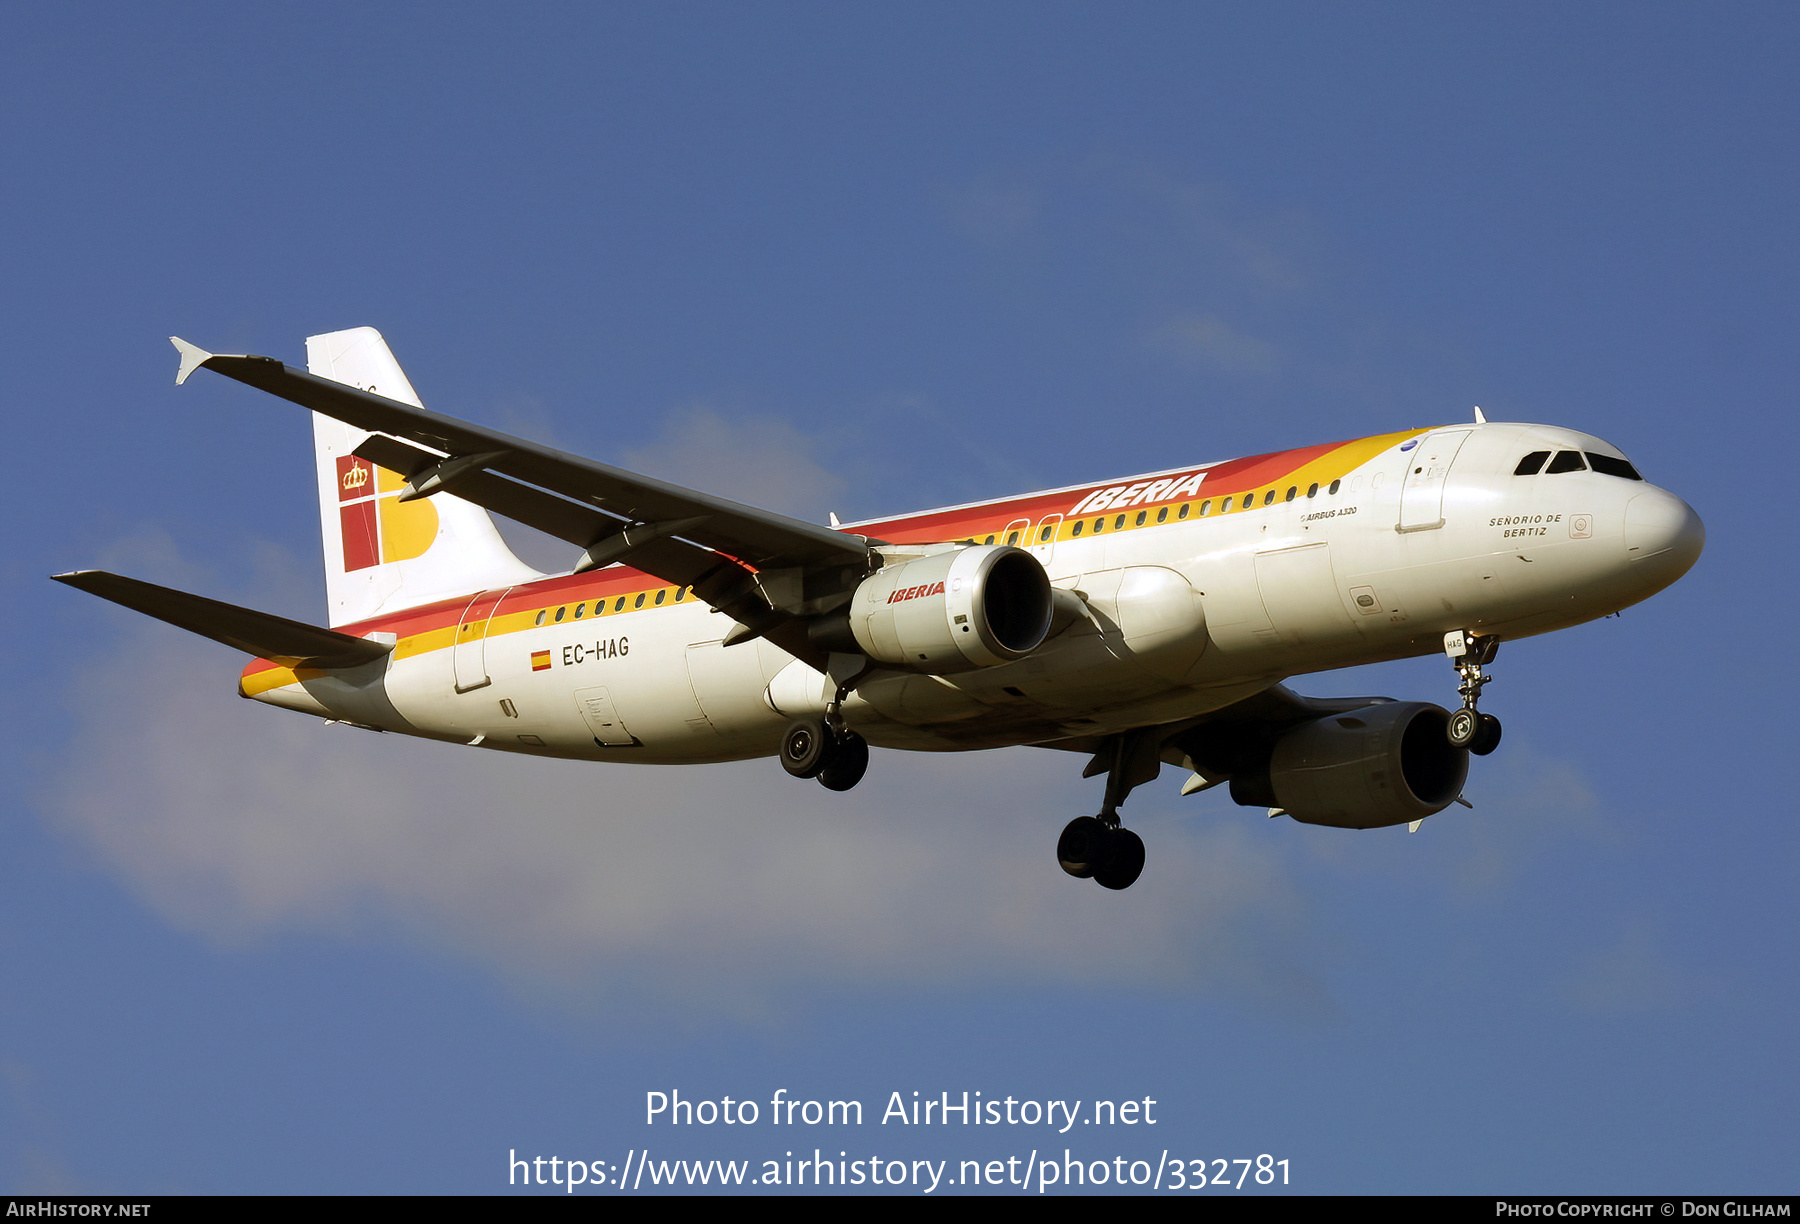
1624,488 -> 1705,579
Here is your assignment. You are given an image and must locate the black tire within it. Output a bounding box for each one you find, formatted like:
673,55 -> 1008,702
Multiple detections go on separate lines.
818,730 -> 869,791
1470,712 -> 1503,756
1446,706 -> 1478,748
1057,816 -> 1106,879
780,718 -> 834,779
1093,827 -> 1146,891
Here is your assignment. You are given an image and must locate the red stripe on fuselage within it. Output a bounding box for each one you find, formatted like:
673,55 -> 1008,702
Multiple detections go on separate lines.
240,434 -> 1379,679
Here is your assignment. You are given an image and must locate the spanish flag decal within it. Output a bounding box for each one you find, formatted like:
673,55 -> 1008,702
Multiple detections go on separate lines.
531,650 -> 552,672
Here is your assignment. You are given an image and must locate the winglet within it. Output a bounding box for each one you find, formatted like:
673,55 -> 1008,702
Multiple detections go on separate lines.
170,336 -> 213,385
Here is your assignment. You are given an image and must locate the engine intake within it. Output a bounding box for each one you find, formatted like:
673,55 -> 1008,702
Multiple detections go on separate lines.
843,545 -> 1052,673
1266,702 -> 1468,829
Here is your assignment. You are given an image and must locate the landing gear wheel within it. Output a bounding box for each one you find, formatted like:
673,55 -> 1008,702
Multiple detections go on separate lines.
1057,816 -> 1107,879
817,730 -> 868,791
1092,827 -> 1145,891
1446,706 -> 1478,748
1470,712 -> 1502,756
780,718 -> 835,779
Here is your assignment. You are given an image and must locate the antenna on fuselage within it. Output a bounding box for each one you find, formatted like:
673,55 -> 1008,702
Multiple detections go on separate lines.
1473,405 -> 1488,424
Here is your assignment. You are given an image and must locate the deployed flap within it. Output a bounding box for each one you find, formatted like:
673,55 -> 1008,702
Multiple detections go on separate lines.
172,339 -> 870,573
52,571 -> 392,669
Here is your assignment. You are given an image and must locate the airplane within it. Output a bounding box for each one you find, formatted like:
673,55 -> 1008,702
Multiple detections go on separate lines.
54,327 -> 1705,891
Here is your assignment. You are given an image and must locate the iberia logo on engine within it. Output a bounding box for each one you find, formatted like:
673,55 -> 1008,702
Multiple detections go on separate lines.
888,581 -> 946,604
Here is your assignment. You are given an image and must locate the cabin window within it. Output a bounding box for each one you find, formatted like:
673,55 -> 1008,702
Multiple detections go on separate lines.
614,597 -> 626,612
1157,506 -> 1169,522
1007,531 -> 1020,545
1263,490 -> 1276,506
1092,517 -> 1105,533
1514,451 -> 1551,476
1199,500 -> 1211,516
1177,503 -> 1189,519
634,593 -> 645,608
1586,452 -> 1643,480
1285,486 -> 1297,502
1329,479 -> 1341,495
554,606 -> 566,622
675,587 -> 687,601
655,590 -> 666,605
534,610 -> 546,626
984,534 -> 995,545
1307,482 -> 1319,497
1546,450 -> 1588,474
1114,514 -> 1127,530
1072,520 -> 1084,536
1040,524 -> 1053,542
1135,510 -> 1147,526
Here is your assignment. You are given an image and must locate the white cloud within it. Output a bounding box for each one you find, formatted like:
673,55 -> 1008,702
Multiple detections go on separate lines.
619,405 -> 849,522
937,181 -> 1043,241
45,615 -> 1325,1017
1564,922 -> 1682,1014
1147,313 -> 1280,376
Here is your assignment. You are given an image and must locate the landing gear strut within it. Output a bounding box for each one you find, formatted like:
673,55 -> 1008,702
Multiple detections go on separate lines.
778,657 -> 870,791
1058,729 -> 1157,890
1443,630 -> 1503,756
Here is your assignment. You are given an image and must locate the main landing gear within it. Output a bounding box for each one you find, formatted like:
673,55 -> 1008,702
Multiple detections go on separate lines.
779,661 -> 872,791
778,656 -> 871,791
1058,729 -> 1158,891
780,716 -> 869,791
1443,630 -> 1503,757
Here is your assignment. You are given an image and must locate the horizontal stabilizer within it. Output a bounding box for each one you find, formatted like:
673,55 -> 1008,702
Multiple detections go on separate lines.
52,570 -> 392,669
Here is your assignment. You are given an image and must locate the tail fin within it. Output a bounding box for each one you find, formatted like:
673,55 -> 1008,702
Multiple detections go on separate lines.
306,327 -> 541,626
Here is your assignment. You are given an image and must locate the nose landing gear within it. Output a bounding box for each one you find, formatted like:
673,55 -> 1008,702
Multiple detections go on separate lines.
1443,630 -> 1503,756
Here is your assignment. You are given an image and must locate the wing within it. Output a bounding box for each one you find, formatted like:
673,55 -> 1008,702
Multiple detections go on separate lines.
1042,683 -> 1400,796
171,337 -> 876,657
171,339 -> 871,572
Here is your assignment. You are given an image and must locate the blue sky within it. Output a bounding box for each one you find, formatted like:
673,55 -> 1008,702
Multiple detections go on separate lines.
4,3 -> 1795,1194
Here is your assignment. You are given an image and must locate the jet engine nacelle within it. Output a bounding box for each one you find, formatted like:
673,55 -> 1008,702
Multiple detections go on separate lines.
1268,701 -> 1469,829
845,545 -> 1053,673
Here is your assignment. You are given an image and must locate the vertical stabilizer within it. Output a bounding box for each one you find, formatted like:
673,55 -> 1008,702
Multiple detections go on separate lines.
306,327 -> 541,627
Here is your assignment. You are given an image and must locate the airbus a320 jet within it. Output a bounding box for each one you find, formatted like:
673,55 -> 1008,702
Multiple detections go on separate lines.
55,328 -> 1704,891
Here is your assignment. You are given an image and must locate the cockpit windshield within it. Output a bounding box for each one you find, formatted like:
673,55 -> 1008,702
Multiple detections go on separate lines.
1514,449 -> 1643,480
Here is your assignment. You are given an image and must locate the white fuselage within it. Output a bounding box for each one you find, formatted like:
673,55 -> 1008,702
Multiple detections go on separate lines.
245,421 -> 1703,763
